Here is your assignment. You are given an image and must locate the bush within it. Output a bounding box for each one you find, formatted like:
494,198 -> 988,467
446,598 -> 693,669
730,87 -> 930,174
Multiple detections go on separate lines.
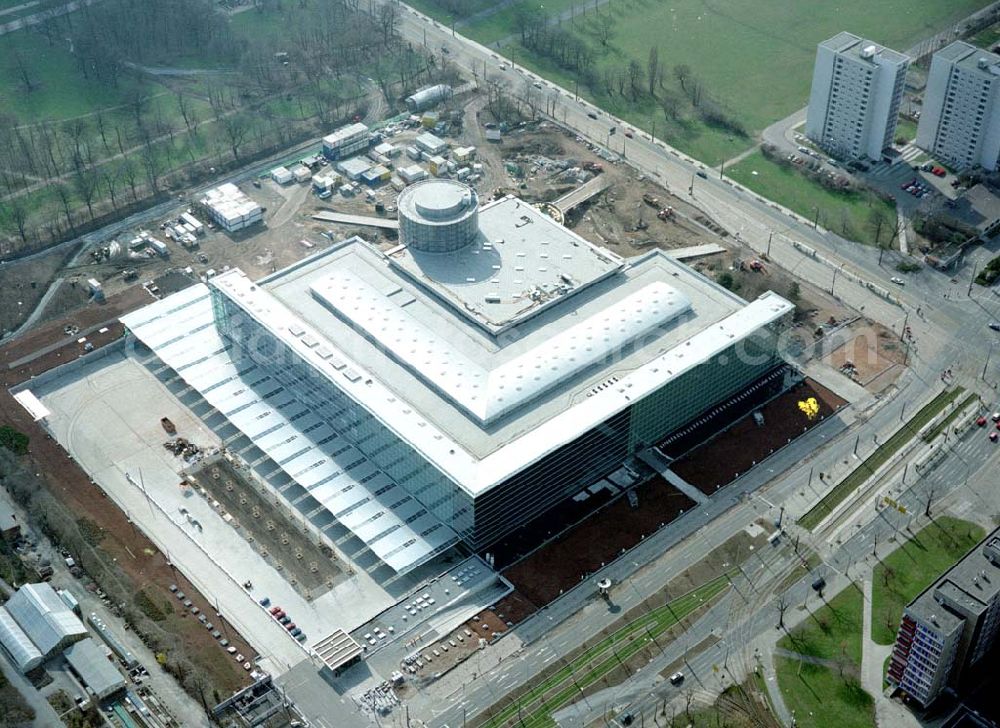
135,590 -> 167,622
0,425 -> 28,455
976,255 -> 1000,286
896,260 -> 921,273
717,271 -> 737,291
76,518 -> 105,547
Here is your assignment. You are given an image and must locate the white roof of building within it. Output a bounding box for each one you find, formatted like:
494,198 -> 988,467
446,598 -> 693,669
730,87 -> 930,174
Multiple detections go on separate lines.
122,199 -> 792,517
64,638 -> 126,699
0,606 -> 43,673
323,122 -> 369,146
391,195 -> 624,334
13,389 -> 50,421
121,285 -> 457,574
338,157 -> 373,177
200,183 -> 261,222
313,629 -> 363,671
313,271 -> 689,424
415,132 -> 447,150
5,583 -> 87,656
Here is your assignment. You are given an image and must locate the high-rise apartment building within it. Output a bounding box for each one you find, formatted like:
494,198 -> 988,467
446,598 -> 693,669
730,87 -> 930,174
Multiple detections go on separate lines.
806,32 -> 909,160
916,42 -> 1000,171
887,529 -> 1000,707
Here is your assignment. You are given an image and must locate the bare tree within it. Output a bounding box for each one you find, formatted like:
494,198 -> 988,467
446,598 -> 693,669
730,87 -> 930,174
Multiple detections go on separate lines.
776,593 -> 789,630
869,208 -> 887,247
10,50 -> 35,93
222,114 -> 251,162
627,60 -> 645,100
647,46 -> 659,97
673,64 -> 692,93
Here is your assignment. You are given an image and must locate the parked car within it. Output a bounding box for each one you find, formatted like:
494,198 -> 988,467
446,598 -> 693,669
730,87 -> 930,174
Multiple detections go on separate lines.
279,615 -> 291,625
890,277 -> 905,286
669,672 -> 685,685
932,166 -> 947,177
989,323 -> 1000,332
269,606 -> 282,616
587,112 -> 598,120
624,130 -> 634,138
259,597 -> 271,607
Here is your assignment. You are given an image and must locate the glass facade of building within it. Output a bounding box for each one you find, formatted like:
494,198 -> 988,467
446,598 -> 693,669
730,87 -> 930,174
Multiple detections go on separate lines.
212,286 -> 784,554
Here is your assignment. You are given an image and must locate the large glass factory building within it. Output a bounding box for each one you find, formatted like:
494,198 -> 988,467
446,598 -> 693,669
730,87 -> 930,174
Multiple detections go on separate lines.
122,180 -> 793,575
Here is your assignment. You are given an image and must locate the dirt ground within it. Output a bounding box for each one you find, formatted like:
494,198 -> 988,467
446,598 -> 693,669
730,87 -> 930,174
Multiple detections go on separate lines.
825,322 -> 907,392
0,330 -> 253,695
502,480 -> 695,609
0,246 -> 78,335
671,378 -> 848,494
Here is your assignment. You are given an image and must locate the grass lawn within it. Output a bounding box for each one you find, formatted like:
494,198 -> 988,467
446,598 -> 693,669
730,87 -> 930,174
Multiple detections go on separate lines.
428,0 -> 990,163
779,587 -> 865,668
726,150 -> 897,245
775,657 -> 875,728
922,393 -> 978,442
871,516 -> 986,645
799,387 -> 964,531
971,21 -> 1000,49
895,117 -> 919,144
0,30 -> 160,122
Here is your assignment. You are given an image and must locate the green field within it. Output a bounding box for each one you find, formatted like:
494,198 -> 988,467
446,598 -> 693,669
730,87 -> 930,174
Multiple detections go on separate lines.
778,587 -> 865,668
414,0 -> 992,164
725,150 -> 897,246
895,117 -> 919,145
775,657 -> 874,728
774,585 -> 873,728
871,517 -> 985,645
799,387 -> 964,531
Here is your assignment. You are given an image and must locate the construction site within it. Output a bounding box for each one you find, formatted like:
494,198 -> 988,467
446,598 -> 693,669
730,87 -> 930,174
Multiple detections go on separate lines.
0,88 -> 889,728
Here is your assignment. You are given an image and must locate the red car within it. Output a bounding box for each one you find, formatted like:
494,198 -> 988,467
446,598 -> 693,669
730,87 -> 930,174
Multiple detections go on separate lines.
978,416 -> 988,427
931,166 -> 946,177
285,622 -> 296,631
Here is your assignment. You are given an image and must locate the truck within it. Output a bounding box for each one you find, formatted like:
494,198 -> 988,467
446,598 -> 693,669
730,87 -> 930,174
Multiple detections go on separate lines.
160,417 -> 176,435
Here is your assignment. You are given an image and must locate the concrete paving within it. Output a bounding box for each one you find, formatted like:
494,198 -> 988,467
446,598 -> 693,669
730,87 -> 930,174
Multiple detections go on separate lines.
34,350 -> 339,676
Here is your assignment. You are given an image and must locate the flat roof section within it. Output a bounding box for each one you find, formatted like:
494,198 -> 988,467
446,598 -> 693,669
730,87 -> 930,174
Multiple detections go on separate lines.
312,270 -> 690,424
254,236 -> 790,491
312,629 -> 363,672
390,195 -> 624,334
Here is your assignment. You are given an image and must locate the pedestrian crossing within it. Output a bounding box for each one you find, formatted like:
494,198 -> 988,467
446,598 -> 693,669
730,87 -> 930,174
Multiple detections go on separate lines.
898,143 -> 924,163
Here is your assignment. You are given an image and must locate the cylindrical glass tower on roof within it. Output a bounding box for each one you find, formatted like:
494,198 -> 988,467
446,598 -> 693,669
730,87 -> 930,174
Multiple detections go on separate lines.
397,180 -> 479,253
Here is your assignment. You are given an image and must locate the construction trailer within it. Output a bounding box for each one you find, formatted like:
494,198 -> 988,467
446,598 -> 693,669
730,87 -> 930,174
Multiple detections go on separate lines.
322,122 -> 371,160
200,183 -> 263,233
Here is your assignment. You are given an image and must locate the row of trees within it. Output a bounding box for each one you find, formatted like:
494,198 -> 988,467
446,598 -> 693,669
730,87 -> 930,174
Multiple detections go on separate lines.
511,7 -> 747,139
0,0 -> 449,256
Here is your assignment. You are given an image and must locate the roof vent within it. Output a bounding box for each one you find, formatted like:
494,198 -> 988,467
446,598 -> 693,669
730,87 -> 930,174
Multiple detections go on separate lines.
860,44 -> 878,59
980,57 -> 991,69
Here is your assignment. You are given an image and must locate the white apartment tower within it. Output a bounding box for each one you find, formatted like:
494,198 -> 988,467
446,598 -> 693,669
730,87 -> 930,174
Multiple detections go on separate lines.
806,32 -> 909,160
917,42 -> 1000,171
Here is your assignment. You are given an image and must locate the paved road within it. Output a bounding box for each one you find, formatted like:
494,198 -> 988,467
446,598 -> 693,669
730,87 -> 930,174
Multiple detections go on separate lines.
360,5 -> 1000,726
0,0 -> 102,35
557,407 -> 1000,726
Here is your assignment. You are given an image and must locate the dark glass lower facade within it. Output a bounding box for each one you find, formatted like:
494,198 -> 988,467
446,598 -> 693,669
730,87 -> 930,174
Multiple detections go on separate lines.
212,285 -> 785,556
